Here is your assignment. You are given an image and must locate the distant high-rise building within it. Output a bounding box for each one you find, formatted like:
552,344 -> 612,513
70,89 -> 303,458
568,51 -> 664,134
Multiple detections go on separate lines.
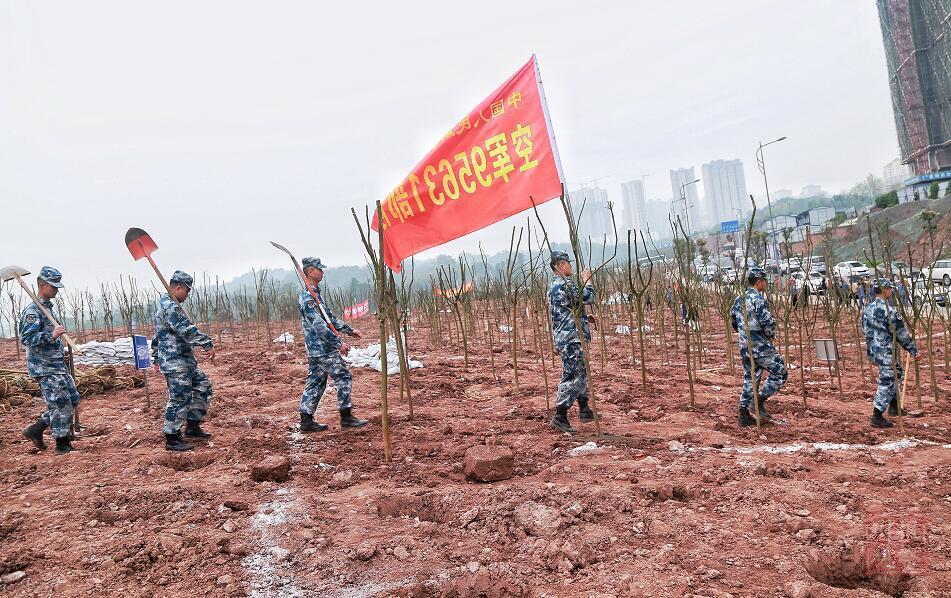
569,186 -> 613,242
701,159 -> 748,227
669,167 -> 702,233
883,157 -> 914,186
773,189 -> 794,200
620,179 -> 648,232
877,1 -> 951,175
648,198 -> 675,236
800,184 -> 826,198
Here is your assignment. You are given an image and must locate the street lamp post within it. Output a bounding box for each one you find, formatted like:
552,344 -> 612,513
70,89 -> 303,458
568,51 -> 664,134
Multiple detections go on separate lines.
674,178 -> 701,238
756,136 -> 787,263
671,177 -> 701,267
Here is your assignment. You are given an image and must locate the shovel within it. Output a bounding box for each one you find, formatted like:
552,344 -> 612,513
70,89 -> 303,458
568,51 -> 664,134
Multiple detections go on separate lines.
0,266 -> 81,353
269,241 -> 340,336
124,228 -> 188,314
2,265 -> 84,432
126,228 -> 212,363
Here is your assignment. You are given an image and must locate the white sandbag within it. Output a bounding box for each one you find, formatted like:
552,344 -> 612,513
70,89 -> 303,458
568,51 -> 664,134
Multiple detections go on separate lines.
343,337 -> 423,375
273,332 -> 295,343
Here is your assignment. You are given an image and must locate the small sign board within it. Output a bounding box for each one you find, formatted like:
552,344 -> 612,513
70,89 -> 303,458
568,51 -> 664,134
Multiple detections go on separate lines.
815,338 -> 839,362
796,210 -> 811,228
133,335 -> 151,369
721,220 -> 740,234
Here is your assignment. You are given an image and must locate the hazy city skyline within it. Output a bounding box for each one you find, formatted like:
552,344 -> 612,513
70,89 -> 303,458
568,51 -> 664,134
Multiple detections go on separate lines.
1,1 -> 904,289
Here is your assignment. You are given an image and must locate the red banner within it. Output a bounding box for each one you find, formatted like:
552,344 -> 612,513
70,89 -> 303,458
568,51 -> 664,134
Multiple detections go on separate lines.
343,299 -> 370,320
372,55 -> 563,271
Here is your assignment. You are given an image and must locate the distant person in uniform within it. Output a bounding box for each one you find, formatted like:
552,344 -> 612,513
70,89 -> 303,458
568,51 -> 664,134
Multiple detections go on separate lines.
298,257 -> 368,431
151,271 -> 215,451
547,251 -> 597,433
730,267 -> 788,426
20,267 -> 81,454
862,279 -> 918,428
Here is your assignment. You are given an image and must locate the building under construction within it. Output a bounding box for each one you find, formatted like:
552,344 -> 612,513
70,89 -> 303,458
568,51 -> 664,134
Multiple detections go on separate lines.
877,0 -> 951,179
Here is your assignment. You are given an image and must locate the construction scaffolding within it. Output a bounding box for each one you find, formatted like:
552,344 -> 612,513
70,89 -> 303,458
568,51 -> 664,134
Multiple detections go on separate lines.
878,0 -> 951,174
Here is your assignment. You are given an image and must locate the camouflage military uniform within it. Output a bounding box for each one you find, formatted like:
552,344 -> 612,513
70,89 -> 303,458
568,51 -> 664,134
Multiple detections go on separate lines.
548,275 -> 596,409
20,296 -> 80,439
152,288 -> 214,435
299,284 -> 354,414
862,296 -> 917,413
730,287 -> 788,410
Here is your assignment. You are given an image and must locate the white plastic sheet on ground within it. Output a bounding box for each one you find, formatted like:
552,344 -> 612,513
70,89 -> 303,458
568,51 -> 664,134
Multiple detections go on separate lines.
343,337 -> 422,375
273,332 -> 294,344
615,325 -> 652,335
75,337 -> 135,366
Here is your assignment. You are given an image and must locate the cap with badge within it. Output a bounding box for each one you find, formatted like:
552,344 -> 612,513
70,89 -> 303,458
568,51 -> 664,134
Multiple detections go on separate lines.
169,270 -> 194,289
550,251 -> 572,268
874,278 -> 894,291
37,266 -> 65,288
302,257 -> 328,272
747,267 -> 768,285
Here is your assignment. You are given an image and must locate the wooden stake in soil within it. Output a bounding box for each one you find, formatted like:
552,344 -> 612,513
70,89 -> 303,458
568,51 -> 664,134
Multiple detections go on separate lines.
351,203 -> 393,463
377,205 -> 392,463
897,353 -> 911,437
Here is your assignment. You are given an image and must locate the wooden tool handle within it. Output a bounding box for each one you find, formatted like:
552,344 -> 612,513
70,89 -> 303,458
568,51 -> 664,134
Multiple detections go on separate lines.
13,273 -> 82,355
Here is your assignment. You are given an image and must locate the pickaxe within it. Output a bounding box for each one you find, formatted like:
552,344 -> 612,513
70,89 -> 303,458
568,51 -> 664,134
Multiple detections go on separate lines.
269,241 -> 339,336
0,266 -> 81,353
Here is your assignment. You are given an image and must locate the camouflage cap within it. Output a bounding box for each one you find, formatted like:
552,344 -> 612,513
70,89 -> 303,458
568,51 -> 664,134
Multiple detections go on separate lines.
301,257 -> 327,272
747,267 -> 768,285
169,270 -> 194,289
874,278 -> 894,292
38,266 -> 64,288
550,251 -> 572,267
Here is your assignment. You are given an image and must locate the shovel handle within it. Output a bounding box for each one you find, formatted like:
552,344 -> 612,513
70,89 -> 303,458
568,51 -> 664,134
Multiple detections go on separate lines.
12,273 -> 82,354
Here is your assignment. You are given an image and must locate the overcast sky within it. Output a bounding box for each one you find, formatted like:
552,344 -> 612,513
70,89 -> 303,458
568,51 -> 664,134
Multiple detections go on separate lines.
1,1 -> 899,290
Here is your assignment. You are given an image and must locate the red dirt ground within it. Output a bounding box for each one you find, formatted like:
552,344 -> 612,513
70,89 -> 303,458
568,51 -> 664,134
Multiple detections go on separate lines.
1,314 -> 949,597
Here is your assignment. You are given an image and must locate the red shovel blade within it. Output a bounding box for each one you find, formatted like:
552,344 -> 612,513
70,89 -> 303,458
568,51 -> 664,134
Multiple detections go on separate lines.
125,227 -> 158,261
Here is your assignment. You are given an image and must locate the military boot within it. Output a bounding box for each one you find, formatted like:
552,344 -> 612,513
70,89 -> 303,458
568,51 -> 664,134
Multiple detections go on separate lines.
550,405 -> 576,433
738,406 -> 758,427
300,412 -> 328,433
887,401 -> 907,417
185,420 -> 212,438
577,399 -> 595,422
22,417 -> 48,450
165,432 -> 193,451
756,399 -> 773,422
339,408 -> 368,428
54,436 -> 73,454
870,408 -> 893,429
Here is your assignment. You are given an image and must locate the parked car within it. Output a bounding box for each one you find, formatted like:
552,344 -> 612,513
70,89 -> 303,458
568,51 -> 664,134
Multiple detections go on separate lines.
835,261 -> 871,280
764,258 -> 780,273
806,256 -> 827,275
720,267 -> 738,284
875,260 -> 913,279
910,279 -> 948,307
792,270 -> 825,294
919,259 -> 951,287
780,257 -> 802,275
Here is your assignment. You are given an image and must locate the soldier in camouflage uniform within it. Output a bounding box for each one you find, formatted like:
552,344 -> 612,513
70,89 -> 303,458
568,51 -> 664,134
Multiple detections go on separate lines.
730,267 -> 788,426
298,257 -> 367,431
21,267 -> 81,454
151,271 -> 215,451
548,251 -> 597,433
862,279 -> 918,428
